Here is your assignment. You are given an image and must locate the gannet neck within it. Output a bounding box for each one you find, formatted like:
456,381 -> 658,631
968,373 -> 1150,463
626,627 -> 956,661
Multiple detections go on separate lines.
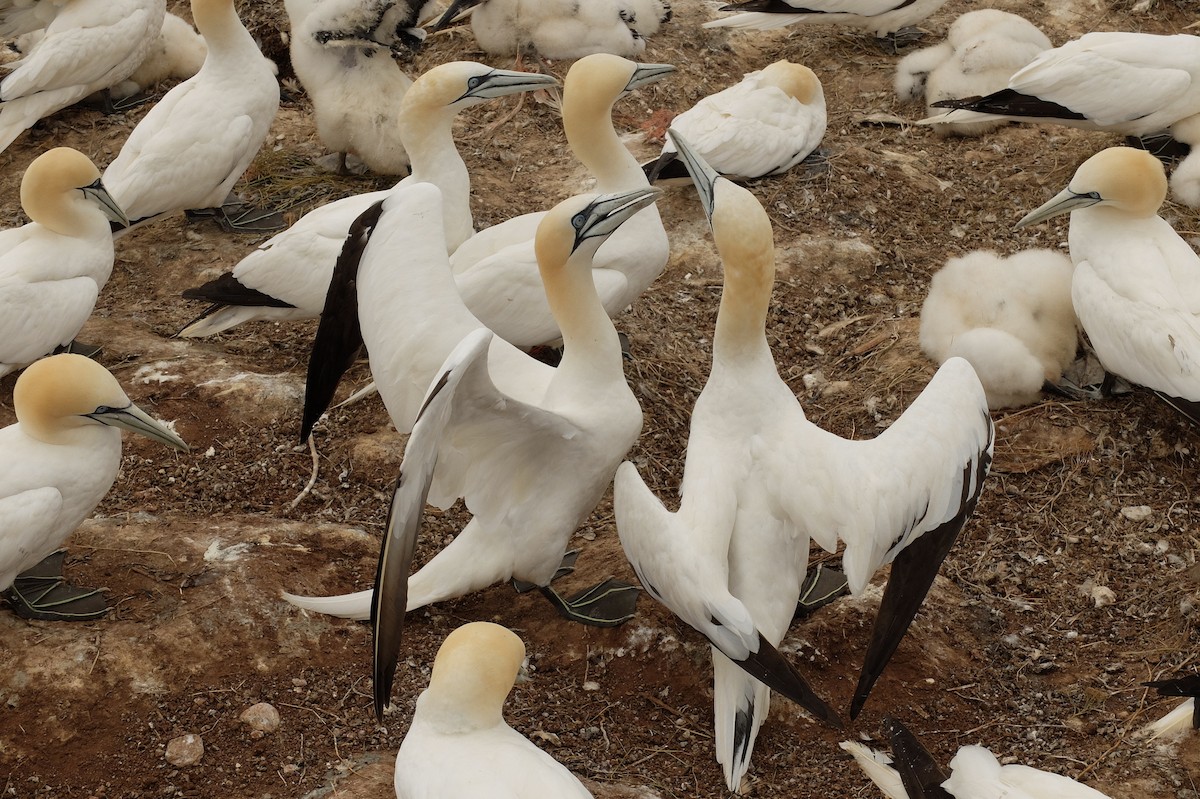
760,60 -> 821,105
1072,146 -> 1167,218
20,148 -> 107,237
191,0 -> 256,61
14,355 -> 129,445
711,181 -> 775,360
421,622 -> 524,733
563,55 -> 646,190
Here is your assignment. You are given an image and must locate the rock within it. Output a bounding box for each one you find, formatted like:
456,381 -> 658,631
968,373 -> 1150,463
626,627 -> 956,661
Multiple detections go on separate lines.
239,702 -> 280,734
1120,505 -> 1152,522
165,733 -> 204,766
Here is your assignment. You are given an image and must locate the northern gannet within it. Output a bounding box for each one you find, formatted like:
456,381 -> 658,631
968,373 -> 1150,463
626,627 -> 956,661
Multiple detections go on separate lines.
177,61 -> 557,338
285,0 -> 431,176
392,622 -> 593,797
919,249 -> 1078,409
286,185 -> 658,654
894,10 -> 1050,137
614,132 -> 993,791
0,147 -> 128,379
110,11 -> 207,102
1016,147 -> 1200,423
704,0 -> 949,41
1142,674 -> 1200,740
842,717 -> 1115,798
642,59 -> 826,182
1,354 -> 187,620
450,54 -> 673,348
926,32 -> 1200,206
101,0 -> 280,233
0,0 -> 165,154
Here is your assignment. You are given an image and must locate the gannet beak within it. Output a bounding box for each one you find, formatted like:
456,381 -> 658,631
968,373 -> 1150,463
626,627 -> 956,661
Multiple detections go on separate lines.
84,403 -> 188,451
457,68 -> 560,102
82,179 -> 130,228
571,186 -> 662,250
1016,186 -> 1102,228
625,62 -> 676,91
433,0 -> 480,30
667,128 -> 719,222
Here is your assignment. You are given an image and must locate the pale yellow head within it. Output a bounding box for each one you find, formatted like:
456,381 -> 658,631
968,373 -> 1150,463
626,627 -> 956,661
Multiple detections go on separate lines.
424,622 -> 525,729
1070,146 -> 1167,216
21,148 -> 100,230
711,180 -> 775,300
759,60 -> 822,105
190,0 -> 236,35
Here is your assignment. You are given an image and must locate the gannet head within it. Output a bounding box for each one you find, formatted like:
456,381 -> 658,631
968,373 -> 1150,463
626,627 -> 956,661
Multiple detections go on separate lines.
1017,147 -> 1167,228
566,53 -> 675,108
14,355 -> 188,450
21,147 -> 129,233
760,60 -> 822,105
535,186 -> 661,273
422,622 -> 526,730
404,60 -> 558,115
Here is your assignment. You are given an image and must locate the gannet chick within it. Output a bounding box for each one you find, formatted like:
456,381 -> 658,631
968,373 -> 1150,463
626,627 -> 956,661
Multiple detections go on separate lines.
0,147 -> 129,379
101,0 -> 280,233
0,0 -> 165,154
0,354 -> 187,620
919,249 -> 1078,409
177,61 -> 557,338
615,132 -> 992,791
285,0 -> 431,176
393,622 -> 593,798
895,10 -> 1050,137
1016,147 -> 1200,423
110,11 -> 208,101
1142,674 -> 1200,740
842,717 -> 1115,799
926,33 -> 1200,206
643,59 -> 826,182
704,0 -> 949,41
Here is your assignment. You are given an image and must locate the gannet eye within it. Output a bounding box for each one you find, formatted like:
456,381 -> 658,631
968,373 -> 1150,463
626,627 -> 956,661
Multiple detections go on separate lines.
571,212 -> 587,230
92,405 -> 113,414
467,75 -> 484,90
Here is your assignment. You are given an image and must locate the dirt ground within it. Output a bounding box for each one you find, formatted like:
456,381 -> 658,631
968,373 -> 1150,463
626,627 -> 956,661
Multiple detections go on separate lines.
3,0 -> 1200,797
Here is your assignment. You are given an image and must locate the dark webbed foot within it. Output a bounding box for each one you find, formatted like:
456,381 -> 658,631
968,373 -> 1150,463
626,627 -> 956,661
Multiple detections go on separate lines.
187,193 -> 286,234
793,564 -> 849,621
876,26 -> 925,54
539,579 -> 639,627
53,340 -> 103,360
512,550 -> 577,593
5,551 -> 108,621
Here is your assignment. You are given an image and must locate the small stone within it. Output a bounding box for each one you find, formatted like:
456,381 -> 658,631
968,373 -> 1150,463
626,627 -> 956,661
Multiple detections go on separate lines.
239,702 -> 280,734
582,681 -> 601,692
1120,505 -> 1152,522
165,734 -> 204,767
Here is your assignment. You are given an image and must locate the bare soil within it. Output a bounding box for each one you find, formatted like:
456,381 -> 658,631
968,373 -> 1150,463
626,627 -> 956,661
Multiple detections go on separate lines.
3,1 -> 1200,797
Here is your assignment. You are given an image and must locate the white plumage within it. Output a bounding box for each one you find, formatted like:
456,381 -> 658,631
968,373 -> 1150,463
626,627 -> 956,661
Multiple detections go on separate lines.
704,0 -> 948,38
111,11 -> 207,101
919,249 -> 1078,409
0,148 -> 127,379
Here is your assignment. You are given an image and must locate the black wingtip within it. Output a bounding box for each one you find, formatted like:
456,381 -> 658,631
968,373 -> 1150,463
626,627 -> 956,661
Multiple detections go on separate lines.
182,272 -> 296,309
884,717 -> 953,799
734,632 -> 843,730
643,151 -> 686,183
930,88 -> 1087,121
1145,674 -> 1200,697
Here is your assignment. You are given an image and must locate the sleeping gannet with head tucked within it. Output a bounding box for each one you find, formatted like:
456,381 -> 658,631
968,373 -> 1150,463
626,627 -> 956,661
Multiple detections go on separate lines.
926,33 -> 1200,206
894,10 -> 1050,138
100,0 -> 279,233
704,0 -> 948,40
1,354 -> 186,620
614,132 -> 993,792
109,11 -> 207,102
919,249 -> 1078,409
1016,147 -> 1200,423
1142,674 -> 1200,740
177,61 -> 557,338
393,622 -> 592,798
642,59 -> 825,183
286,185 -> 657,677
0,0 -> 165,154
0,147 -> 128,379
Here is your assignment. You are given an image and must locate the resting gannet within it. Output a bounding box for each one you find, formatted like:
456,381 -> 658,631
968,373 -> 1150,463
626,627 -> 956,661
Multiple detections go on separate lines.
704,0 -> 949,41
178,61 -> 557,338
1,354 -> 187,620
393,623 -> 592,797
0,147 -> 128,379
615,132 -> 993,791
110,11 -> 207,102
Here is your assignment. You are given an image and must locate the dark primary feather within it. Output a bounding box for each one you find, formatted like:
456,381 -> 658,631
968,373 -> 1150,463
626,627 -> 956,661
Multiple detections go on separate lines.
884,717 -> 954,799
932,88 -> 1088,121
181,271 -> 296,308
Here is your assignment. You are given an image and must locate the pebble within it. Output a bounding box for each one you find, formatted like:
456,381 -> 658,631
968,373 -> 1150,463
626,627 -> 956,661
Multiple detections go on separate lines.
165,733 -> 204,767
239,702 -> 281,734
1120,505 -> 1152,522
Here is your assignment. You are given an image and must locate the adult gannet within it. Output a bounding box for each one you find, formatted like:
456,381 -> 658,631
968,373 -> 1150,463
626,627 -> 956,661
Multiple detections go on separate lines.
841,717 -> 1115,798
392,623 -> 593,797
894,10 -> 1050,137
0,147 -> 129,379
1,354 -> 187,620
1142,674 -> 1200,740
177,61 -> 557,338
110,11 -> 207,102
450,54 -> 673,348
704,0 -> 949,41
1016,147 -> 1200,423
0,0 -> 165,154
642,59 -> 826,183
288,185 -> 657,648
926,33 -> 1200,206
919,249 -> 1078,409
614,132 -> 993,791
285,0 -> 431,176
100,0 -> 279,233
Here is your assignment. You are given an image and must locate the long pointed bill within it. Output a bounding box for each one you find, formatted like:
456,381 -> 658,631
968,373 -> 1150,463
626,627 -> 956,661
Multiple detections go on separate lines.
458,69 -> 560,102
1015,186 -> 1102,228
626,62 -> 676,92
667,128 -> 719,222
82,179 -> 130,228
433,0 -> 480,30
572,186 -> 662,250
884,717 -> 954,799
85,403 -> 188,451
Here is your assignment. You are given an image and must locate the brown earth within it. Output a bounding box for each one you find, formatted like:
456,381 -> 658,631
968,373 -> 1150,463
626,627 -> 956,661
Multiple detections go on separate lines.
3,1 -> 1200,797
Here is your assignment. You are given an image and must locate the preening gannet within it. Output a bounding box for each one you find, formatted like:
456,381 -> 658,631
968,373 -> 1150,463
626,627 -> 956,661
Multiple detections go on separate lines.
393,622 -> 593,798
450,54 -> 673,348
894,10 -> 1050,137
0,354 -> 187,620
614,132 -> 993,791
842,717 -> 1115,798
285,0 -> 431,176
919,249 -> 1078,409
643,59 -> 826,182
178,61 -> 557,338
1142,674 -> 1200,740
1016,147 -> 1200,423
0,0 -> 165,154
286,185 -> 657,670
0,147 -> 128,379
926,32 -> 1200,206
704,0 -> 949,40
101,0 -> 279,232
110,11 -> 207,101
